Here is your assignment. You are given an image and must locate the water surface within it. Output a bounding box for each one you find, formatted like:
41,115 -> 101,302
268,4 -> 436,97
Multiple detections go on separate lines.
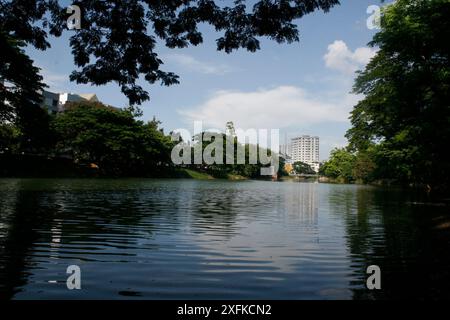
0,179 -> 449,299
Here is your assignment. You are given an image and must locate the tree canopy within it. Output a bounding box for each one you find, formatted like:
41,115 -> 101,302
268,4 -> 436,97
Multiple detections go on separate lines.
0,0 -> 340,106
320,148 -> 355,182
293,161 -> 315,175
0,30 -> 45,125
186,130 -> 274,179
53,101 -> 174,175
345,0 -> 450,190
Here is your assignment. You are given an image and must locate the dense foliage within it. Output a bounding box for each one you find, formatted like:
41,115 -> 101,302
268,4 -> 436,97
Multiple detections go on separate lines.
0,122 -> 20,153
52,102 -> 174,176
182,130 -> 277,179
320,148 -> 376,184
0,30 -> 47,148
292,161 -> 315,175
1,102 -> 278,178
321,0 -> 450,191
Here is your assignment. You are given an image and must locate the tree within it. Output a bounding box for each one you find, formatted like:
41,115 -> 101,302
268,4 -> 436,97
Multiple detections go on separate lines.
0,30 -> 45,123
189,128 -> 274,179
52,101 -> 173,175
346,0 -> 450,190
352,149 -> 376,183
320,148 -> 356,182
0,123 -> 20,153
0,28 -> 59,154
0,0 -> 339,105
278,157 -> 289,177
293,161 -> 315,175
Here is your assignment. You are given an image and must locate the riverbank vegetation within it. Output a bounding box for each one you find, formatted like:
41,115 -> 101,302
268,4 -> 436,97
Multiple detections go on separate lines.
0,101 -> 174,177
320,0 -> 450,194
0,101 -> 283,180
292,162 -> 316,175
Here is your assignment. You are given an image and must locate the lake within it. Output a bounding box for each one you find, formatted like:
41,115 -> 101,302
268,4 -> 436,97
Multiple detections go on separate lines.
0,179 -> 449,300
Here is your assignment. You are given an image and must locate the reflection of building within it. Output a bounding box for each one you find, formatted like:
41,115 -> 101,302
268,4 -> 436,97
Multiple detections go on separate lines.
285,183 -> 319,226
290,136 -> 320,173
39,90 -> 100,114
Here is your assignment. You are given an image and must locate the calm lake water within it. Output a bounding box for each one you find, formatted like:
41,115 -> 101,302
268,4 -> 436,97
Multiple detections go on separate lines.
0,179 -> 449,300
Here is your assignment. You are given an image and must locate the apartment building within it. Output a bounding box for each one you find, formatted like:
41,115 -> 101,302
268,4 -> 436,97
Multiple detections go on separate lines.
290,135 -> 320,172
39,90 -> 99,114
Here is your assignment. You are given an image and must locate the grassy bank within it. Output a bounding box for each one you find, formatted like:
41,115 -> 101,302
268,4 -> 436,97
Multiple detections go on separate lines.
176,169 -> 249,181
180,169 -> 214,180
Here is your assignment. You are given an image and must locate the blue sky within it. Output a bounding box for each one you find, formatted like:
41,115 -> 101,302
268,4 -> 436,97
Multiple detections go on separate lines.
26,0 -> 386,160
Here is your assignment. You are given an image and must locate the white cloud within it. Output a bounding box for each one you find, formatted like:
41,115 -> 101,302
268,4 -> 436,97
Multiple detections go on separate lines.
164,53 -> 235,75
324,40 -> 377,75
178,85 -> 360,130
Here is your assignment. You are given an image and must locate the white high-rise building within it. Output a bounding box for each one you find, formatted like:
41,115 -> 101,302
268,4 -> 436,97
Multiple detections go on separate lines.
290,135 -> 320,172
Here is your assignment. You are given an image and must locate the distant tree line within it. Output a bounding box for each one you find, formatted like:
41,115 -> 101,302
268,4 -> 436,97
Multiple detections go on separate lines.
175,129 -> 286,179
0,101 -> 281,178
